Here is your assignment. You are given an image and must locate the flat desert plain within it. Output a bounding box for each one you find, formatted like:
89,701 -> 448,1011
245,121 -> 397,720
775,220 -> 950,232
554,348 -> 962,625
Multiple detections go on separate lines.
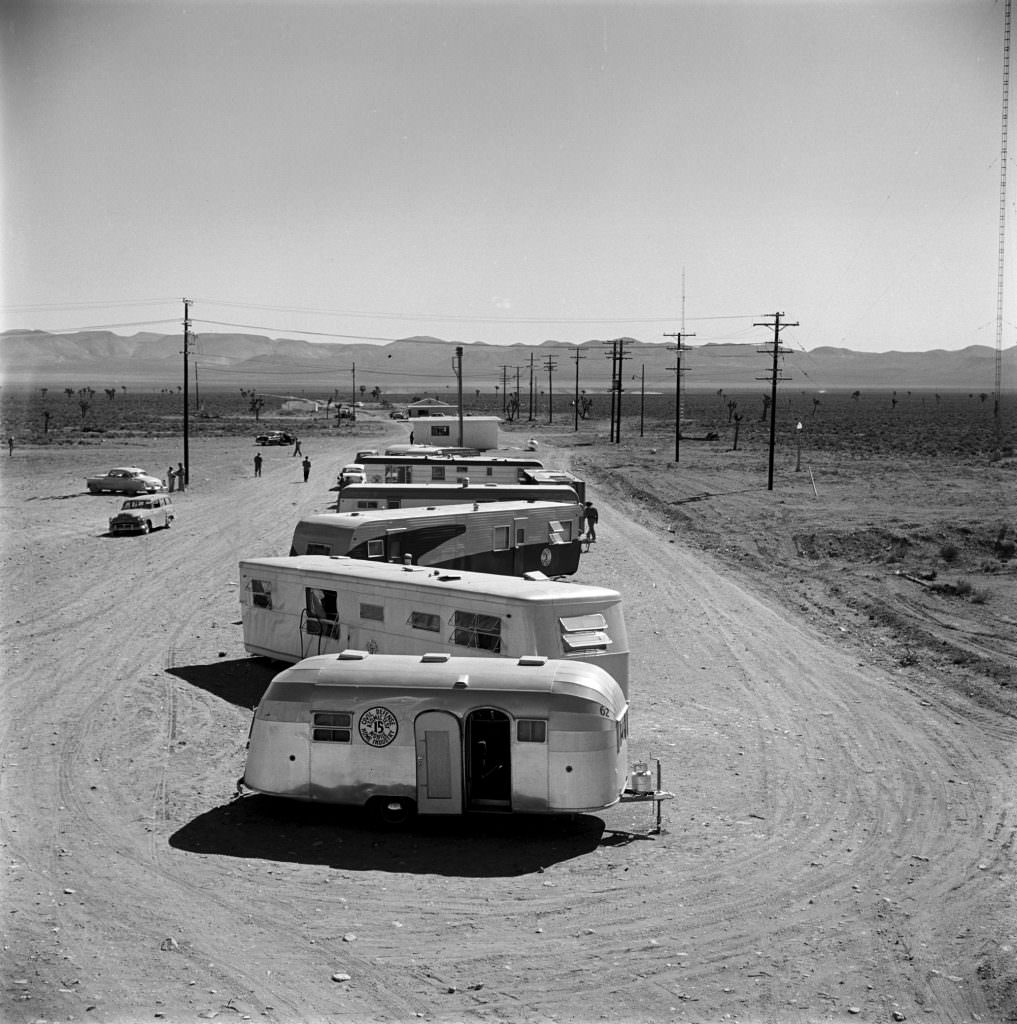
1,401 -> 1015,1024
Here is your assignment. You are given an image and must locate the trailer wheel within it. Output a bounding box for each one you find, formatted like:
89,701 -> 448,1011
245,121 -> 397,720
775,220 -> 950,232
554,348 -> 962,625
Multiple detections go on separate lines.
370,796 -> 416,828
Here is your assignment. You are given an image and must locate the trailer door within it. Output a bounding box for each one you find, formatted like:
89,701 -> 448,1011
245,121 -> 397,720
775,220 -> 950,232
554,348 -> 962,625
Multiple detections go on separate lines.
513,517 -> 527,575
414,711 -> 463,815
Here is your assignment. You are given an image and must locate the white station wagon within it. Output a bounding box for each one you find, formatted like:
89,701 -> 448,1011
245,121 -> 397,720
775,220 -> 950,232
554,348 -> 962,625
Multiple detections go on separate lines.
109,495 -> 175,534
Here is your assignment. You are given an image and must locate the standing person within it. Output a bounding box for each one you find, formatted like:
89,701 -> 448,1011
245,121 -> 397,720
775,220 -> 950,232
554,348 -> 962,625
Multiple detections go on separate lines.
7,436 -> 13,456
293,437 -> 302,457
302,455 -> 311,482
167,465 -> 176,493
254,452 -> 263,477
176,462 -> 186,493
583,501 -> 599,542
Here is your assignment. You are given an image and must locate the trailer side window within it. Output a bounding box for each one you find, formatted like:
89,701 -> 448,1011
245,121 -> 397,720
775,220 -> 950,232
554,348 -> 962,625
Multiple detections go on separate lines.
366,539 -> 385,559
432,425 -> 451,437
559,613 -> 612,652
493,526 -> 510,551
355,500 -> 381,510
617,709 -> 629,753
359,602 -> 384,622
251,579 -> 272,609
548,520 -> 573,544
517,719 -> 547,743
452,610 -> 502,652
305,588 -> 339,635
516,527 -> 525,544
313,711 -> 352,743
430,466 -> 447,481
409,610 -> 441,632
305,543 -> 331,556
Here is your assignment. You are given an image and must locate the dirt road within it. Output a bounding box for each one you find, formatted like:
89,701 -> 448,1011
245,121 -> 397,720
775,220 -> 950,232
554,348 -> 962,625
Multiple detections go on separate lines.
2,433 -> 1014,1023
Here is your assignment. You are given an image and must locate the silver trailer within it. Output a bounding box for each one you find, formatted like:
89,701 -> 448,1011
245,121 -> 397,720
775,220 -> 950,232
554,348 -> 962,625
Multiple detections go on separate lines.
240,650 -> 630,822
333,481 -> 581,513
238,556 -> 629,696
291,499 -> 584,576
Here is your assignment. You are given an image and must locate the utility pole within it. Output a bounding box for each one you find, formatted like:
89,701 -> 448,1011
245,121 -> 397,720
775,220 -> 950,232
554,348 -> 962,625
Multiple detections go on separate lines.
994,0 -> 1011,422
182,298 -> 190,485
754,312 -> 797,491
454,346 -> 464,447
639,363 -> 645,437
664,330 -> 695,463
351,363 -> 357,425
528,352 -> 535,421
499,365 -> 511,415
572,347 -> 584,431
543,355 -> 558,424
611,339 -> 625,444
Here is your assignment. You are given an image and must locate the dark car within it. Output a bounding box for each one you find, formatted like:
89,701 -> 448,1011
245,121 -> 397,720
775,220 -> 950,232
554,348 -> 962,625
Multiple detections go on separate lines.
388,411 -> 407,420
255,431 -> 295,446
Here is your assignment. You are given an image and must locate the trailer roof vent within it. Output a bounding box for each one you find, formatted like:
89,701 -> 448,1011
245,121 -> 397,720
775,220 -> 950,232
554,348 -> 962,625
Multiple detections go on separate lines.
522,571 -> 549,581
453,675 -> 469,689
338,649 -> 370,661
420,652 -> 451,663
517,655 -> 548,667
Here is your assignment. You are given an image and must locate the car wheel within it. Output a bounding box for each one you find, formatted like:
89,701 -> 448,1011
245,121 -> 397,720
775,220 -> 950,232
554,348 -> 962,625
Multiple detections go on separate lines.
369,796 -> 416,828
89,486 -> 99,494
142,521 -> 151,534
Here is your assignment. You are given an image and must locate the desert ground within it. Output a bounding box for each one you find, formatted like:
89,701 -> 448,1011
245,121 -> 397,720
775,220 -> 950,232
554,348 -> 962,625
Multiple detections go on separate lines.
1,397 -> 1015,1024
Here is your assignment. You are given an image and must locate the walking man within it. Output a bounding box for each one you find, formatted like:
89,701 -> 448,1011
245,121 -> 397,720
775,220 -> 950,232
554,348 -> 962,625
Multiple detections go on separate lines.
254,452 -> 263,477
293,437 -> 302,457
583,501 -> 599,542
7,436 -> 13,456
176,462 -> 186,493
302,455 -> 311,482
167,465 -> 176,493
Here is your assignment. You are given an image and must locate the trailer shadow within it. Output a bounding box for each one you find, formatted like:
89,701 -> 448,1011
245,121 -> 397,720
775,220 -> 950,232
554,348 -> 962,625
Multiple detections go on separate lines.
169,795 -> 606,877
167,657 -> 277,710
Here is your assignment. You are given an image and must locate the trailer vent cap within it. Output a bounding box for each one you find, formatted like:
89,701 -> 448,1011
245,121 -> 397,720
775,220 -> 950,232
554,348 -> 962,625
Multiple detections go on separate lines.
453,675 -> 469,689
338,649 -> 370,661
421,653 -> 451,663
517,656 -> 548,667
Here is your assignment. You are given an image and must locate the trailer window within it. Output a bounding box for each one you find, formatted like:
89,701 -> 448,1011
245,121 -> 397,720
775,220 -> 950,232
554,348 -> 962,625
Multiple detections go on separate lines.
355,500 -> 381,510
359,602 -> 384,622
409,610 -> 441,632
305,543 -> 332,556
617,709 -> 629,753
366,539 -> 385,559
306,588 -> 339,635
430,466 -> 447,481
559,613 -> 612,651
251,579 -> 272,609
548,520 -> 573,543
452,610 -> 502,652
493,526 -> 510,551
313,711 -> 352,743
431,425 -> 451,437
517,719 -> 547,743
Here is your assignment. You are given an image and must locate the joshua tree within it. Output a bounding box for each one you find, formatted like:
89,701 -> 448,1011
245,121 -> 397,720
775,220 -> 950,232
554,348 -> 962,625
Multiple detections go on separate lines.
42,410 -> 51,433
727,399 -> 737,423
732,412 -> 742,450
851,390 -> 860,402
812,397 -> 821,416
40,387 -> 48,398
64,387 -> 74,399
105,388 -> 116,401
249,393 -> 265,421
760,394 -> 771,421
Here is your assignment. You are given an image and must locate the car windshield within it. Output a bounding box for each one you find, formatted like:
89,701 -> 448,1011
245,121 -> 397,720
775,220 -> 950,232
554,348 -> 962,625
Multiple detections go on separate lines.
123,500 -> 150,509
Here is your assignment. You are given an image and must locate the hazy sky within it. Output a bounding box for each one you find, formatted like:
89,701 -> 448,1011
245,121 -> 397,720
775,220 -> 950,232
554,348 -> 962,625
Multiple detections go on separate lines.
2,0 -> 1013,354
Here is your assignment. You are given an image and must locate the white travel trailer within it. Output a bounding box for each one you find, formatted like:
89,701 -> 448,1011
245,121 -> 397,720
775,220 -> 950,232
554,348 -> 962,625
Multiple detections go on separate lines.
240,650 -> 630,822
334,481 -> 581,512
292,499 -> 583,576
238,555 -> 629,695
356,453 -> 543,486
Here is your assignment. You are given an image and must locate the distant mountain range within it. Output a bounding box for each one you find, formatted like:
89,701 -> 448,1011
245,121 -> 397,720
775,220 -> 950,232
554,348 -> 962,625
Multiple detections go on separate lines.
1,329 -> 1013,393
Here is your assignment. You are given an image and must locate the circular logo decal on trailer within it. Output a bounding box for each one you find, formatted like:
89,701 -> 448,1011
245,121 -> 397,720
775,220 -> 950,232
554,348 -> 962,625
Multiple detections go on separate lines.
359,706 -> 398,747
539,546 -> 553,569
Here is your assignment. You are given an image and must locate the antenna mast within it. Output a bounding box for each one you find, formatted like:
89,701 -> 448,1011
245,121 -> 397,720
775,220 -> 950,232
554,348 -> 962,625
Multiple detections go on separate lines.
995,0 -> 1011,421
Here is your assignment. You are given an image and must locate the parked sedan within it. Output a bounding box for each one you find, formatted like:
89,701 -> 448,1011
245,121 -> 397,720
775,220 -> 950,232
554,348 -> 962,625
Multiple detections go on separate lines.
87,467 -> 164,494
255,431 -> 295,446
109,495 -> 175,534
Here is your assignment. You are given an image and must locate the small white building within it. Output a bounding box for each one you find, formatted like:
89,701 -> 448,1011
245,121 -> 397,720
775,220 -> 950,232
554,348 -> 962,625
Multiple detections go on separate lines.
407,398 -> 458,418
409,415 -> 500,451
281,399 -> 321,413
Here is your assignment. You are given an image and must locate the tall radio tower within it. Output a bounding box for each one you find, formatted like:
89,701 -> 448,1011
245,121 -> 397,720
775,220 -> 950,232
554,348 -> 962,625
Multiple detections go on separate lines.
995,0 -> 1011,421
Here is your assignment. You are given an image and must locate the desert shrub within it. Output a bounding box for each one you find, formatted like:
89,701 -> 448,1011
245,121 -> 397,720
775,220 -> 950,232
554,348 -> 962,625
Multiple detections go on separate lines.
995,539 -> 1015,561
939,543 -> 959,563
970,587 -> 990,605
954,578 -> 973,597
